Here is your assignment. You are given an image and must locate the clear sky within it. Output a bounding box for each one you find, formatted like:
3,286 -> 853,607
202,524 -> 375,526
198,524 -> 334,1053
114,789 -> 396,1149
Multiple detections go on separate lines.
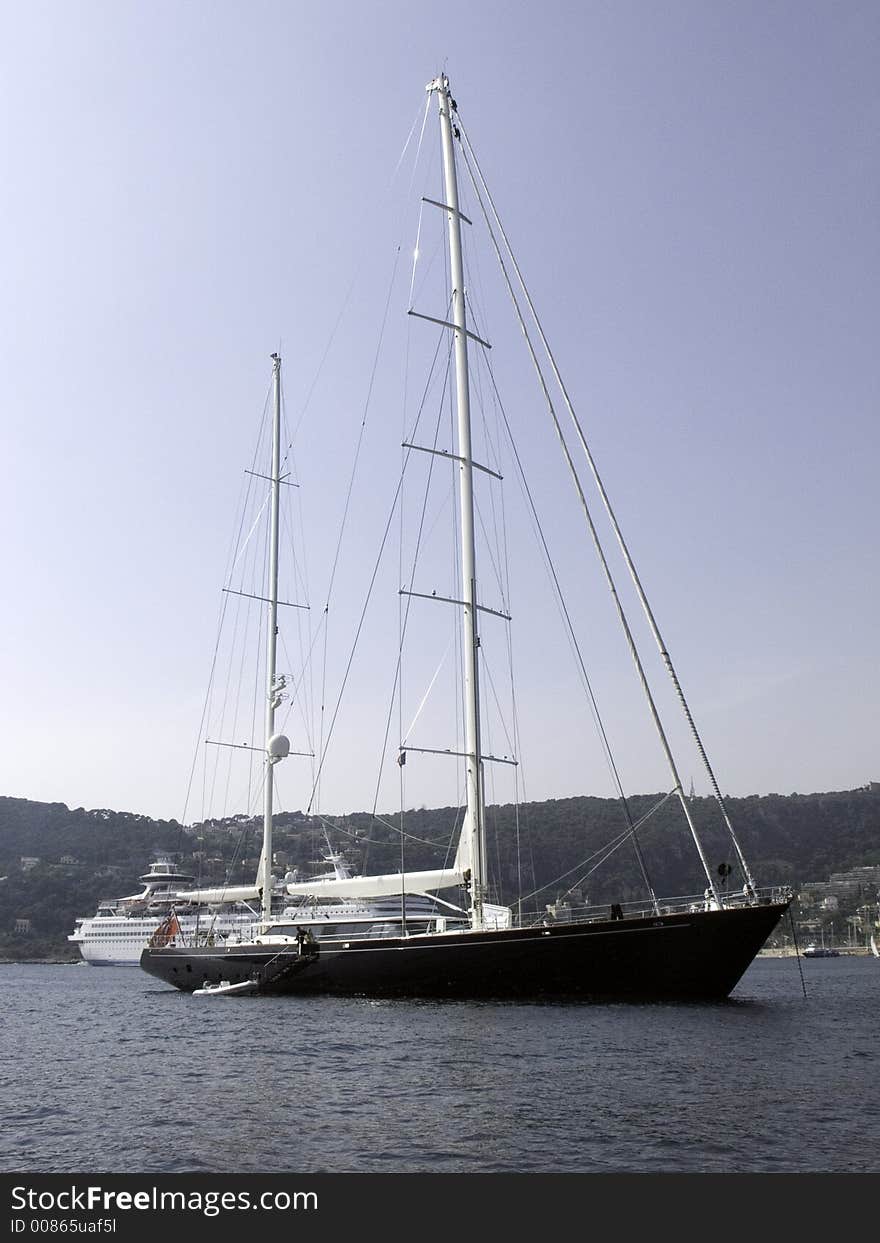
1,0 -> 877,823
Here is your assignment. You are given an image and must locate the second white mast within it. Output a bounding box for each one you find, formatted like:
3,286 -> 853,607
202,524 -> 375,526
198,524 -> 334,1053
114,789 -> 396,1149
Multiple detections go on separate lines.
261,351 -> 284,926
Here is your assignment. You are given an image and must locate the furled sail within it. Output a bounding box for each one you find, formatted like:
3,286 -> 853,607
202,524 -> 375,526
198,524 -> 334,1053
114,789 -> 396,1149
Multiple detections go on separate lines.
283,868 -> 462,900
181,825 -> 471,906
284,826 -> 472,901
172,884 -> 261,904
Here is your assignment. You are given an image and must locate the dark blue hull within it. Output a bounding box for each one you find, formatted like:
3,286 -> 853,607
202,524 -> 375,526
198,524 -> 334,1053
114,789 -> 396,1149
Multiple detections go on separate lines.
140,899 -> 790,1001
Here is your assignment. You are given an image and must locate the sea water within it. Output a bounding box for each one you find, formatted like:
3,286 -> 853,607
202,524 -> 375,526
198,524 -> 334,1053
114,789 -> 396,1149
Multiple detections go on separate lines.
1,957 -> 877,1173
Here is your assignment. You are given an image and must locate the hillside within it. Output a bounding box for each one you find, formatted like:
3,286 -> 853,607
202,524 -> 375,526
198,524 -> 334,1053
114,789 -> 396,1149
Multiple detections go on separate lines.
1,787 -> 879,959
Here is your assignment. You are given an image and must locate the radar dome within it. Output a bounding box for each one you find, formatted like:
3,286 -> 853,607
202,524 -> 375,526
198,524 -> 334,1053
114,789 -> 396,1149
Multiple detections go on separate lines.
268,734 -> 291,760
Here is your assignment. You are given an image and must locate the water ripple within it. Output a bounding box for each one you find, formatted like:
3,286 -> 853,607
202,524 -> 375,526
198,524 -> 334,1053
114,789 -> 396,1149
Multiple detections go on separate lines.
1,959 -> 878,1172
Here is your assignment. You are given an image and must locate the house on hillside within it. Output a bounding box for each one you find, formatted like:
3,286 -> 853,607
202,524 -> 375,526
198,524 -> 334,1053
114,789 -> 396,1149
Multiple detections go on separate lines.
800,867 -> 880,907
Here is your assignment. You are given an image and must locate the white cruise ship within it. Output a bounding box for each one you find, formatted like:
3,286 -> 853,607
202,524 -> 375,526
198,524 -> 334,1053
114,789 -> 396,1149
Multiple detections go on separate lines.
68,858 -> 261,965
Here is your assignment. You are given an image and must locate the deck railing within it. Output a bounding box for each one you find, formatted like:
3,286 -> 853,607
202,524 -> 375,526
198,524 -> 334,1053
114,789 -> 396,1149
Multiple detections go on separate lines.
514,885 -> 792,929
168,885 -> 791,948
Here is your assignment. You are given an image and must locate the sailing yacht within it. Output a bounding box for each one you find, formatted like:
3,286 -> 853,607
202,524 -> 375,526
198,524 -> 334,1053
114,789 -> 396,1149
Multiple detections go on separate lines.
140,74 -> 791,999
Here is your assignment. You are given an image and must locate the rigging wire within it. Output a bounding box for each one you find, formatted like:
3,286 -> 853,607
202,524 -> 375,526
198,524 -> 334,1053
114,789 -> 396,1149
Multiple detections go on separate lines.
364,319 -> 454,831
477,340 -> 660,907
461,271 -> 534,911
518,790 -> 678,910
274,374 -> 320,790
288,95 -> 432,449
401,635 -> 454,744
482,349 -> 533,914
312,810 -> 465,854
455,129 -> 688,910
179,380 -> 273,829
313,244 -> 405,814
457,115 -> 751,900
305,435 -> 423,816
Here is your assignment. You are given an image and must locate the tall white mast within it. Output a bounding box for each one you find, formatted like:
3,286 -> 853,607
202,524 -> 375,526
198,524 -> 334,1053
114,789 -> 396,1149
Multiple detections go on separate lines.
430,74 -> 487,931
261,351 -> 284,926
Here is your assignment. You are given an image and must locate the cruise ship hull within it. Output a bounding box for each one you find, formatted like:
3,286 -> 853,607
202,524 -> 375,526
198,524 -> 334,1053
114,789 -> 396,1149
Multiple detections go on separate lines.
69,913 -> 261,966
140,899 -> 789,1001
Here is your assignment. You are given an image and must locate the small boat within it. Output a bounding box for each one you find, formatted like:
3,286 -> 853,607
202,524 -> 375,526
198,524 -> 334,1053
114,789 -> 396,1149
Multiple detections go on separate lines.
193,978 -> 259,997
802,943 -> 840,958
